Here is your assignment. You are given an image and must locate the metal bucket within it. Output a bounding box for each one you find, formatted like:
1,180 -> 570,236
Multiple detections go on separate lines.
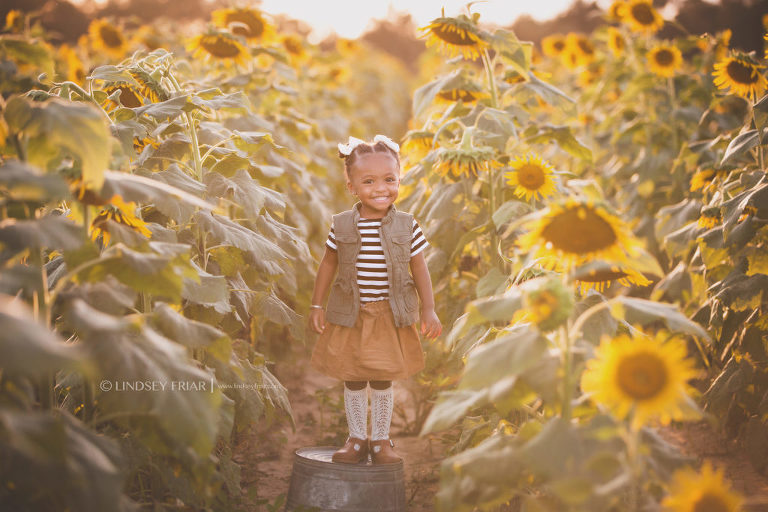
285,447 -> 406,512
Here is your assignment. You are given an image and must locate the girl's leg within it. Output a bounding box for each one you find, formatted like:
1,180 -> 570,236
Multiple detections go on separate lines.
343,380 -> 368,439
332,380 -> 369,463
369,380 -> 393,441
369,379 -> 401,462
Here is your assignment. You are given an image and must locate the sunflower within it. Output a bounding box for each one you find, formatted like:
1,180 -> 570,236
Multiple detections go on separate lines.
58,44 -> 86,84
505,153 -> 557,201
91,195 -> 152,246
541,34 -> 567,58
713,53 -> 767,102
648,44 -> 683,78
565,33 -> 596,67
607,27 -> 626,57
623,0 -> 664,35
662,462 -> 744,512
516,200 -> 642,269
212,7 -> 275,42
187,30 -> 250,67
133,136 -> 160,154
102,82 -> 145,109
129,68 -> 169,103
401,130 -> 435,161
581,329 -> 698,429
420,14 -> 490,61
512,275 -> 574,332
503,68 -> 527,84
698,207 -> 721,229
88,18 -> 128,59
281,33 -> 308,64
579,62 -> 604,87
574,261 -> 651,292
433,145 -> 500,180
606,1 -> 627,22
690,168 -> 727,193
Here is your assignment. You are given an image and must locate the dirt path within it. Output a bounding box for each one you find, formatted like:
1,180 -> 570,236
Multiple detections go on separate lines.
235,347 -> 768,511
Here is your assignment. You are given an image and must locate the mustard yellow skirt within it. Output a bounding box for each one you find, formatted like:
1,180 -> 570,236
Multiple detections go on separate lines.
310,300 -> 425,381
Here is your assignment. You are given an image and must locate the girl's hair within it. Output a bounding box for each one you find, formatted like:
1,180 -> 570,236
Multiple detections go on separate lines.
338,141 -> 400,177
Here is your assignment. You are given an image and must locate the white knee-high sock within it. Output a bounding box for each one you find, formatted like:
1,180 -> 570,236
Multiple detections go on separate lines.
370,386 -> 394,441
343,385 -> 368,440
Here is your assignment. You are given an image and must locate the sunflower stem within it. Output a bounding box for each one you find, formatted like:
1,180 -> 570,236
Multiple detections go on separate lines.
751,106 -> 765,171
560,324 -> 572,422
166,70 -> 203,181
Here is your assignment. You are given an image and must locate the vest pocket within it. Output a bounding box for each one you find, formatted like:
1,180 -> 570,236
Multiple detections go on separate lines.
402,277 -> 419,312
327,278 -> 353,314
390,233 -> 411,262
335,234 -> 358,264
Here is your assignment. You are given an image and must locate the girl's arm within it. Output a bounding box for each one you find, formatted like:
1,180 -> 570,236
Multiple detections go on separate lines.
410,252 -> 442,339
309,246 -> 338,334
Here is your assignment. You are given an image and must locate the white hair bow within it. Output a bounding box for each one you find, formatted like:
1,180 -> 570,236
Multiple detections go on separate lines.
337,134 -> 400,156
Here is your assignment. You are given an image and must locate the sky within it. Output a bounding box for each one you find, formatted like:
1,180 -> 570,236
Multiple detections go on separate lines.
258,0 -> 614,42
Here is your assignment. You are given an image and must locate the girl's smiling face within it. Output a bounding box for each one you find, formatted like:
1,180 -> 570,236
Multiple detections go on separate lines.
346,152 -> 400,218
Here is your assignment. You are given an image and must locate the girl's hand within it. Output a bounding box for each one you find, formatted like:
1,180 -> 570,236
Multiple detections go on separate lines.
420,308 -> 442,339
309,308 -> 326,334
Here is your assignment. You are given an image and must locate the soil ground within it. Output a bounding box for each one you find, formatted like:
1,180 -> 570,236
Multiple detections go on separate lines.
234,347 -> 768,511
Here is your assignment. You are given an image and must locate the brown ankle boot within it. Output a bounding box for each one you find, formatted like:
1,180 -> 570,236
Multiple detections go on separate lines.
332,437 -> 369,464
369,439 -> 402,464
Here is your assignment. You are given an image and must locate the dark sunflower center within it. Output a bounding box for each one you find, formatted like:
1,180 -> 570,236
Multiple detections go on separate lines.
579,268 -> 628,283
433,23 -> 476,46
284,38 -> 302,55
541,206 -> 618,254
630,3 -> 656,25
726,59 -> 758,85
654,49 -> 674,66
613,36 -> 625,49
107,85 -> 142,108
99,25 -> 124,48
577,39 -> 594,55
616,352 -> 667,400
228,12 -> 264,38
517,164 -> 546,190
692,493 -> 730,512
553,40 -> 566,52
202,36 -> 241,58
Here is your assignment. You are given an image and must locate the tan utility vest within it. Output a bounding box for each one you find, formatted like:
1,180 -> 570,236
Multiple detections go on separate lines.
325,202 -> 420,328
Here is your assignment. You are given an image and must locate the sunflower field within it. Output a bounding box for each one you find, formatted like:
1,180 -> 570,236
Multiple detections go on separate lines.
0,0 -> 765,510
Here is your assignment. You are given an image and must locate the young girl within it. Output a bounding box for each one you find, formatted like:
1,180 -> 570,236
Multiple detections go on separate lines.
309,134 -> 441,465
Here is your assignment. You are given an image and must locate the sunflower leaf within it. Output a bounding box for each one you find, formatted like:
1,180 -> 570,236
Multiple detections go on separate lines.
720,128 -> 768,166
0,215 -> 84,254
0,160 -> 70,204
4,97 -> 111,189
607,297 -> 710,342
420,388 -> 489,435
412,71 -> 459,119
525,125 -> 591,161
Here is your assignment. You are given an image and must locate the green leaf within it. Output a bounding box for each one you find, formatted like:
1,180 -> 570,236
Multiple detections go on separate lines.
0,409 -> 131,512
490,29 -> 532,77
250,289 -> 303,340
412,71 -> 458,119
0,215 -> 84,253
0,160 -> 70,203
0,36 -> 54,76
204,169 -> 286,219
101,170 -> 216,225
419,388 -> 488,435
152,302 -> 231,356
191,89 -> 250,112
194,211 -> 287,275
525,124 -> 591,161
608,297 -> 710,341
522,74 -> 575,112
89,65 -> 138,84
0,295 -> 88,377
460,326 -> 547,391
66,299 -> 223,456
76,243 -> 196,303
492,200 -> 531,229
132,95 -> 195,121
5,97 -> 111,189
720,128 -> 768,166
465,287 -> 523,325
182,262 -> 231,314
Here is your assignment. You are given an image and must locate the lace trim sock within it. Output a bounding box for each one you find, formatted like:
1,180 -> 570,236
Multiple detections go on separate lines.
370,386 -> 394,442
343,385 -> 368,440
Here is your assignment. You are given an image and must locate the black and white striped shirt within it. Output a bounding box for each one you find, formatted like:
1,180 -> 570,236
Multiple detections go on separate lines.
326,218 -> 428,303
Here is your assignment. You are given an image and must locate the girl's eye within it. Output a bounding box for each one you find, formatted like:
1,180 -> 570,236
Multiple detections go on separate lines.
363,180 -> 373,184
